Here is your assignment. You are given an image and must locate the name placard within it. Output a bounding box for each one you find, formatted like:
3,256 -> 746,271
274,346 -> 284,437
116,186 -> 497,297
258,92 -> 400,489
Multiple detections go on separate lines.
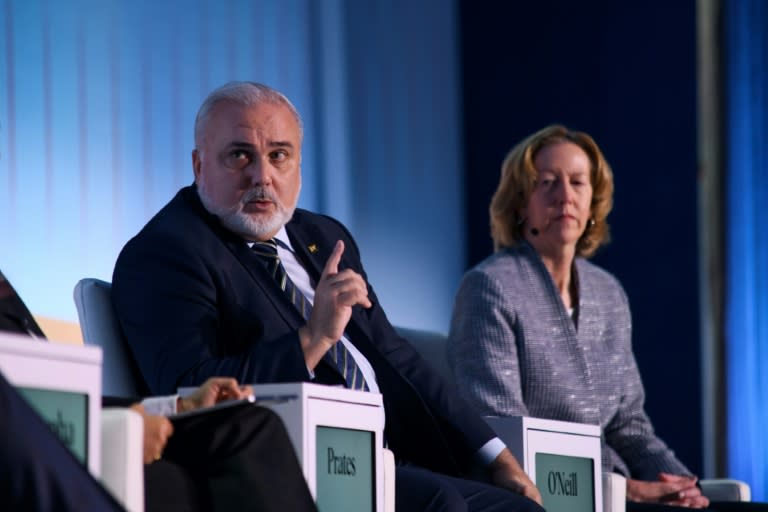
315,426 -> 374,512
535,452 -> 594,512
18,386 -> 89,464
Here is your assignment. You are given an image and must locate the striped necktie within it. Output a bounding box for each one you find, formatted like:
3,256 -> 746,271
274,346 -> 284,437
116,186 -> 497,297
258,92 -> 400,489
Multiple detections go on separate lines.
252,239 -> 369,391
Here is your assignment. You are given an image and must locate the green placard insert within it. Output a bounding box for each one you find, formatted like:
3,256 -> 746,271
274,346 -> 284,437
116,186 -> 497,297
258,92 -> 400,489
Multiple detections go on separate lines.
316,426 -> 374,512
17,387 -> 88,464
535,452 -> 594,512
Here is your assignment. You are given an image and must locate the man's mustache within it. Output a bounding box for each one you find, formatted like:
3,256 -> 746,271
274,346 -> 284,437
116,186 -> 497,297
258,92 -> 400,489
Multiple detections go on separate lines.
242,187 -> 277,204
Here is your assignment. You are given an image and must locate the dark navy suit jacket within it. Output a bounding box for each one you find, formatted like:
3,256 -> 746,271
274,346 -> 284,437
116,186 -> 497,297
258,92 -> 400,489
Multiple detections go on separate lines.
113,185 -> 494,477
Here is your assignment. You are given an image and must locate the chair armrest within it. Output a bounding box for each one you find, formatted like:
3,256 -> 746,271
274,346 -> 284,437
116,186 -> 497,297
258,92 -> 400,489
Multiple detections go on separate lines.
600,473 -> 751,508
383,448 -> 396,512
101,408 -> 145,512
603,472 -> 627,512
700,478 -> 751,502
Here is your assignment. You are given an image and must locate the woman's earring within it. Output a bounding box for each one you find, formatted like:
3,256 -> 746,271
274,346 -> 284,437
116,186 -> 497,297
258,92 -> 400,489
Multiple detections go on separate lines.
517,216 -> 526,226
588,218 -> 596,228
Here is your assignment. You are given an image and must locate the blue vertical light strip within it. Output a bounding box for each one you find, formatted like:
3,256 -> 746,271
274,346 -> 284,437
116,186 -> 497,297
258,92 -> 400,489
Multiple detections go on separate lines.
12,0 -> 48,294
0,0 -> 17,242
82,1 -> 118,279
309,0 -> 352,223
46,0 -> 81,298
724,0 -> 768,501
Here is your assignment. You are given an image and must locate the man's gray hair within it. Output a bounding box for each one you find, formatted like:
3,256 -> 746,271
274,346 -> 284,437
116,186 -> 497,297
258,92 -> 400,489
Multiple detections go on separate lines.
193,81 -> 303,146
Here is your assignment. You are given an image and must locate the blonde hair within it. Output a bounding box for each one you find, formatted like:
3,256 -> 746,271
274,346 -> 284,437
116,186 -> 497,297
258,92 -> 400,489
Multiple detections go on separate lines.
490,124 -> 614,257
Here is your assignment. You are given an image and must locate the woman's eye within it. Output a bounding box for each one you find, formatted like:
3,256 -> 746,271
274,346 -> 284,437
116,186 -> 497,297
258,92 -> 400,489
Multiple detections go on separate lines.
574,178 -> 591,187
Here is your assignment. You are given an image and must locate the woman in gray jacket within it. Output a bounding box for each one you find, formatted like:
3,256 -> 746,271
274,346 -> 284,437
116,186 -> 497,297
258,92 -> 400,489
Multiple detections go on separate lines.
448,125 -> 708,509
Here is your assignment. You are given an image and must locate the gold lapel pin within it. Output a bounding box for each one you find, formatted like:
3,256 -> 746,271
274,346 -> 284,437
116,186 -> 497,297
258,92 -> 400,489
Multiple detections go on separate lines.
308,243 -> 319,254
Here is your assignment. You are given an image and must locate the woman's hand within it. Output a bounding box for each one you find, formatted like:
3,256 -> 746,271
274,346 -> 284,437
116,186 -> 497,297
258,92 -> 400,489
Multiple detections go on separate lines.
627,473 -> 709,508
130,404 -> 174,464
177,377 -> 253,413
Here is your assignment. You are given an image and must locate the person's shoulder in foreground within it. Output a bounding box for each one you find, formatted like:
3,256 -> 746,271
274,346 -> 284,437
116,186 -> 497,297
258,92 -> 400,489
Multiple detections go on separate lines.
0,368 -> 125,512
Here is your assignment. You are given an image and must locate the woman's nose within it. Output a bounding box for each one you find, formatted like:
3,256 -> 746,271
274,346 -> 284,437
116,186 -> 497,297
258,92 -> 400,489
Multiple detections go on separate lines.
553,181 -> 574,204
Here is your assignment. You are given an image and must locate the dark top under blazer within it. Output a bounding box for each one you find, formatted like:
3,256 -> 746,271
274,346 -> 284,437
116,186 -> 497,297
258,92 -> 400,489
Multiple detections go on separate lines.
112,185 -> 494,476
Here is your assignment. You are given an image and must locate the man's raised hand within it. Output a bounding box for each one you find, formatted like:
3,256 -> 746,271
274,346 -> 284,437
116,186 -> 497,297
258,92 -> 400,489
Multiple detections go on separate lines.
299,240 -> 371,368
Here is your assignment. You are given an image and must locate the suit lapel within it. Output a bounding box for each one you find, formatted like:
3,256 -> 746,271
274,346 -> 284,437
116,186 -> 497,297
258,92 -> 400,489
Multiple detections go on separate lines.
285,216 -> 329,285
224,237 -> 305,327
573,260 -> 598,349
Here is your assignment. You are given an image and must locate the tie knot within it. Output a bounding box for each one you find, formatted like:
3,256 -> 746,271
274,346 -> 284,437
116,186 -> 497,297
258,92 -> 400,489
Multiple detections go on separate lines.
251,239 -> 279,258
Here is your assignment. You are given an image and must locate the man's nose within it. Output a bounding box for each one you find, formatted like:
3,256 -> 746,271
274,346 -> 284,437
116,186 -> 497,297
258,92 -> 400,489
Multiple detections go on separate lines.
244,158 -> 272,185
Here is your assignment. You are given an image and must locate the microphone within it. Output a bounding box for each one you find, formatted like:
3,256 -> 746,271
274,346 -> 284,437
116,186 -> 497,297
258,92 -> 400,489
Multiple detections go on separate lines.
530,227 -> 539,236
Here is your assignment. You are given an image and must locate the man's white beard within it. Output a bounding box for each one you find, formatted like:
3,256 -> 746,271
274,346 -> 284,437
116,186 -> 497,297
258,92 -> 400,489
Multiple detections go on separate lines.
198,183 -> 296,240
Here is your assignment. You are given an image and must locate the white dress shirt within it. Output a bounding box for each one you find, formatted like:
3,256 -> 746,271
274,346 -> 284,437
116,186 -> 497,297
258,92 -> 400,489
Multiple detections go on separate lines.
141,394 -> 178,416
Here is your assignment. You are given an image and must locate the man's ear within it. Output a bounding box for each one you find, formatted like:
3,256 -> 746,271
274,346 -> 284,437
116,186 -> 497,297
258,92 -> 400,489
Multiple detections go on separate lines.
192,149 -> 202,181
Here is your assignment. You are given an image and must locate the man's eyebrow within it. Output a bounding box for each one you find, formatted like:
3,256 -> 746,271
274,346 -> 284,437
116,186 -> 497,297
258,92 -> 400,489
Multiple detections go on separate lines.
226,141 -> 256,149
267,140 -> 294,149
224,141 -> 294,150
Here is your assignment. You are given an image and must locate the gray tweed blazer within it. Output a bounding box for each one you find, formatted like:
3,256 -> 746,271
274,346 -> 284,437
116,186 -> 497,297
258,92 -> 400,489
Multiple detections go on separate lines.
447,241 -> 690,479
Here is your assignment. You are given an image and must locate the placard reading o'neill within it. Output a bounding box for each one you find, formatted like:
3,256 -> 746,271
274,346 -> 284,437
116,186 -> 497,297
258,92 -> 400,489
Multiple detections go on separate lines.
316,426 -> 375,512
535,452 -> 595,512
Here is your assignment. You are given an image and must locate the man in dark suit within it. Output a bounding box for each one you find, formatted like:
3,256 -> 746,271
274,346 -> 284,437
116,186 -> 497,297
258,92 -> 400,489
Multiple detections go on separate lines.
113,81 -> 543,511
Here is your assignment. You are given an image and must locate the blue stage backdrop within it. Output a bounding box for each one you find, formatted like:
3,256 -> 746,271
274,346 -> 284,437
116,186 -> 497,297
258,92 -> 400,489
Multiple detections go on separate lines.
724,0 -> 768,501
0,0 -> 465,333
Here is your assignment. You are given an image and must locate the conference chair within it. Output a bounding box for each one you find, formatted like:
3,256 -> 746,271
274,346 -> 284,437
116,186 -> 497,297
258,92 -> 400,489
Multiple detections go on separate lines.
75,278 -> 397,511
73,278 -> 146,510
74,278 -> 144,397
394,326 -> 752,510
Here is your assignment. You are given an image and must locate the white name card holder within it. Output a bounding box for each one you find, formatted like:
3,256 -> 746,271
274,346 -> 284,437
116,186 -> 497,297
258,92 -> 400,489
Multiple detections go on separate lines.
0,331 -> 103,477
484,416 -> 603,512
251,382 -> 385,512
